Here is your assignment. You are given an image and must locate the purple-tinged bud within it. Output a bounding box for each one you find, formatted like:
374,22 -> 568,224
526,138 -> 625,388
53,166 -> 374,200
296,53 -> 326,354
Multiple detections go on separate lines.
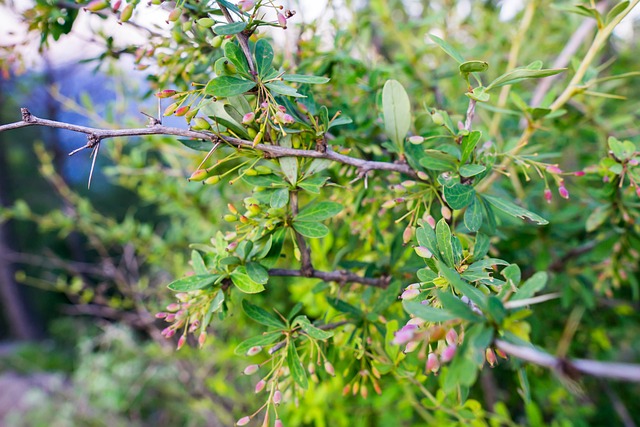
246,346 -> 262,356
297,102 -> 308,114
254,379 -> 266,393
392,324 -> 417,345
441,345 -> 457,363
486,348 -> 497,367
198,331 -> 207,348
274,419 -> 283,427
544,188 -> 552,203
426,353 -> 439,372
236,416 -> 251,426
324,361 -> 335,376
238,0 -> 255,12
243,364 -> 260,375
277,12 -> 287,28
425,215 -> 436,229
414,246 -> 432,258
177,335 -> 186,350
260,101 -> 269,110
162,327 -> 176,338
546,165 -> 563,174
164,314 -> 176,322
156,90 -> 177,99
403,226 -> 414,244
164,102 -> 179,116
603,175 -> 610,183
574,170 -> 585,177
441,205 -> 452,220
404,340 -> 419,353
155,312 -> 167,319
629,158 -> 639,166
277,105 -> 286,113
417,171 -> 429,181
112,0 -> 121,11
381,199 -> 396,209
400,288 -> 420,300
445,329 -> 458,346
273,390 -> 282,404
242,112 -> 255,124
226,242 -> 238,252
558,184 -> 569,199
407,317 -> 426,327
281,113 -> 294,124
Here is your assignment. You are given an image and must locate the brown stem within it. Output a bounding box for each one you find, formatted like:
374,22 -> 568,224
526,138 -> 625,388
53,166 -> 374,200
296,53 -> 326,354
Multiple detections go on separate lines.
268,268 -> 390,288
289,191 -> 313,276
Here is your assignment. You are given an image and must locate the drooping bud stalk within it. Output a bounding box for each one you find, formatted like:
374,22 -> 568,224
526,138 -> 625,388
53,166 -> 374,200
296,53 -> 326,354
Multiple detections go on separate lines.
426,352 -> 440,372
243,364 -> 260,375
544,188 -> 552,203
414,246 -> 432,258
441,344 -> 457,363
236,416 -> 251,426
324,361 -> 335,376
485,348 -> 497,367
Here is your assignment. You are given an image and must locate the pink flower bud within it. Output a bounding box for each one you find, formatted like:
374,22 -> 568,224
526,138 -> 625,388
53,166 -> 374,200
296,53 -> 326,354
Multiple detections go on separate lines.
255,379 -> 266,393
324,361 -> 335,376
414,246 -> 432,258
558,184 -> 569,199
165,314 -> 176,322
176,334 -> 186,350
574,170 -> 585,177
392,324 -> 417,345
112,0 -> 121,12
246,346 -> 262,356
403,226 -> 414,244
544,188 -> 552,203
281,113 -> 294,124
425,215 -> 436,229
404,340 -> 419,353
242,112 -> 255,124
162,327 -> 176,338
629,158 -> 639,166
546,165 -> 563,174
166,303 -> 180,312
236,416 -> 251,426
238,0 -> 255,12
485,348 -> 497,367
277,12 -> 287,28
495,349 -> 508,359
441,205 -> 452,220
155,312 -> 167,319
273,390 -> 282,404
400,288 -> 420,300
426,353 -> 440,372
198,331 -> 207,348
636,186 -> 640,198
175,106 -> 190,117
441,344 -> 457,363
243,364 -> 260,375
274,420 -> 283,427
156,89 -> 176,98
445,329 -> 458,346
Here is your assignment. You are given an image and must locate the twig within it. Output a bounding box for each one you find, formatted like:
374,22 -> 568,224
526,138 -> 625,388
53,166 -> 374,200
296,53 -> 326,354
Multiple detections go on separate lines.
495,339 -> 640,382
0,108 -> 417,178
289,191 -> 314,276
217,1 -> 256,76
268,268 -> 390,288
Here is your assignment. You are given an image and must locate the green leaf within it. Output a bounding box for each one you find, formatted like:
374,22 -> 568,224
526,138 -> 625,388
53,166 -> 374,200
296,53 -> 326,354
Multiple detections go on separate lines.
382,79 -> 412,149
438,261 -> 486,309
371,280 -> 401,315
512,271 -> 548,301
460,131 -> 482,164
242,299 -> 285,328
416,225 -> 440,261
255,38 -> 274,78
287,344 -> 308,389
296,201 -> 343,222
191,250 -> 207,275
466,86 -> 490,102
231,267 -> 265,294
460,60 -> 489,73
429,34 -> 465,63
270,188 -> 289,209
234,331 -> 283,355
608,136 -> 636,161
177,139 -> 215,152
282,74 -> 330,84
472,233 -> 490,261
293,316 -> 334,340
292,221 -> 329,238
208,115 -> 251,139
502,264 -> 521,287
224,42 -> 250,77
167,274 -> 220,291
265,81 -> 305,98
606,1 -> 630,23
242,174 -> 287,188
459,164 -> 486,178
486,296 -> 506,324
436,219 -> 455,267
464,198 -> 483,232
444,183 -> 475,210
403,300 -> 459,322
213,21 -> 247,35
483,194 -> 548,225
586,205 -> 610,232
205,76 -> 256,98
246,262 -> 269,285
261,228 -> 286,268
437,290 -> 479,322
327,298 -> 363,317
486,68 -> 565,91
420,150 -> 458,171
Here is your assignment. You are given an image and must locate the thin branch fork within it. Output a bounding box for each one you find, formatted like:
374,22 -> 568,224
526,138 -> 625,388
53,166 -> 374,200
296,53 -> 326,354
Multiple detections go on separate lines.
495,339 -> 640,382
0,108 -> 417,178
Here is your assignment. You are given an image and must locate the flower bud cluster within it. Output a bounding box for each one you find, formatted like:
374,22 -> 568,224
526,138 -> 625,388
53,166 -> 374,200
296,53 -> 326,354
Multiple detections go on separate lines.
156,290 -> 218,349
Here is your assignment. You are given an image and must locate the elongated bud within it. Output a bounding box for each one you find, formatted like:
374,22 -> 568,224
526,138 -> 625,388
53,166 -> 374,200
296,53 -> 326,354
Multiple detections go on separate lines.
342,384 -> 351,396
426,353 -> 440,372
408,135 -> 424,145
495,348 -> 508,359
274,420 -> 283,427
255,379 -> 266,393
273,390 -> 282,404
112,0 -> 121,11
204,175 -> 220,185
193,117 -> 211,130
188,169 -> 208,182
414,246 -> 432,258
85,0 -> 109,12
246,346 -> 262,356
243,364 -> 260,375
176,334 -> 187,350
446,328 -> 458,346
558,184 -> 569,199
417,171 -> 429,181
400,288 -> 419,300
441,205 -> 452,220
486,348 -> 497,367
431,111 -> 444,125
252,131 -> 264,147
196,17 -> 215,28
211,35 -> 223,48
166,303 -> 180,312
224,214 -> 237,222
236,416 -> 251,426
544,188 -> 552,203
156,89 -> 177,98
238,0 -> 255,12
324,361 -> 335,376
441,344 -> 457,363
185,108 -> 199,122
164,102 -> 179,116
277,12 -> 287,28
168,7 -> 182,22
546,165 -> 563,174
381,199 -> 396,209
403,225 -> 414,244
119,3 -> 133,22
198,331 -> 207,348
175,106 -> 190,117
242,112 -> 255,124
574,170 -> 585,177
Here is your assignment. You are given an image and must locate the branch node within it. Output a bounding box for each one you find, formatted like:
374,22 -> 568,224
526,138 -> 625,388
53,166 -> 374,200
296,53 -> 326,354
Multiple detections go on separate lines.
21,108 -> 35,123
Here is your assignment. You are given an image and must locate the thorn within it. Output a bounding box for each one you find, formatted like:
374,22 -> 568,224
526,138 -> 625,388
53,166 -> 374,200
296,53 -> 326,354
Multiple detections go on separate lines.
141,111 -> 161,126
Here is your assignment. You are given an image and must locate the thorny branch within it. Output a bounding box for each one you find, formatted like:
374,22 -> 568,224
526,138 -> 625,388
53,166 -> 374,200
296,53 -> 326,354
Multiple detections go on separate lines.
0,108 -> 417,178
